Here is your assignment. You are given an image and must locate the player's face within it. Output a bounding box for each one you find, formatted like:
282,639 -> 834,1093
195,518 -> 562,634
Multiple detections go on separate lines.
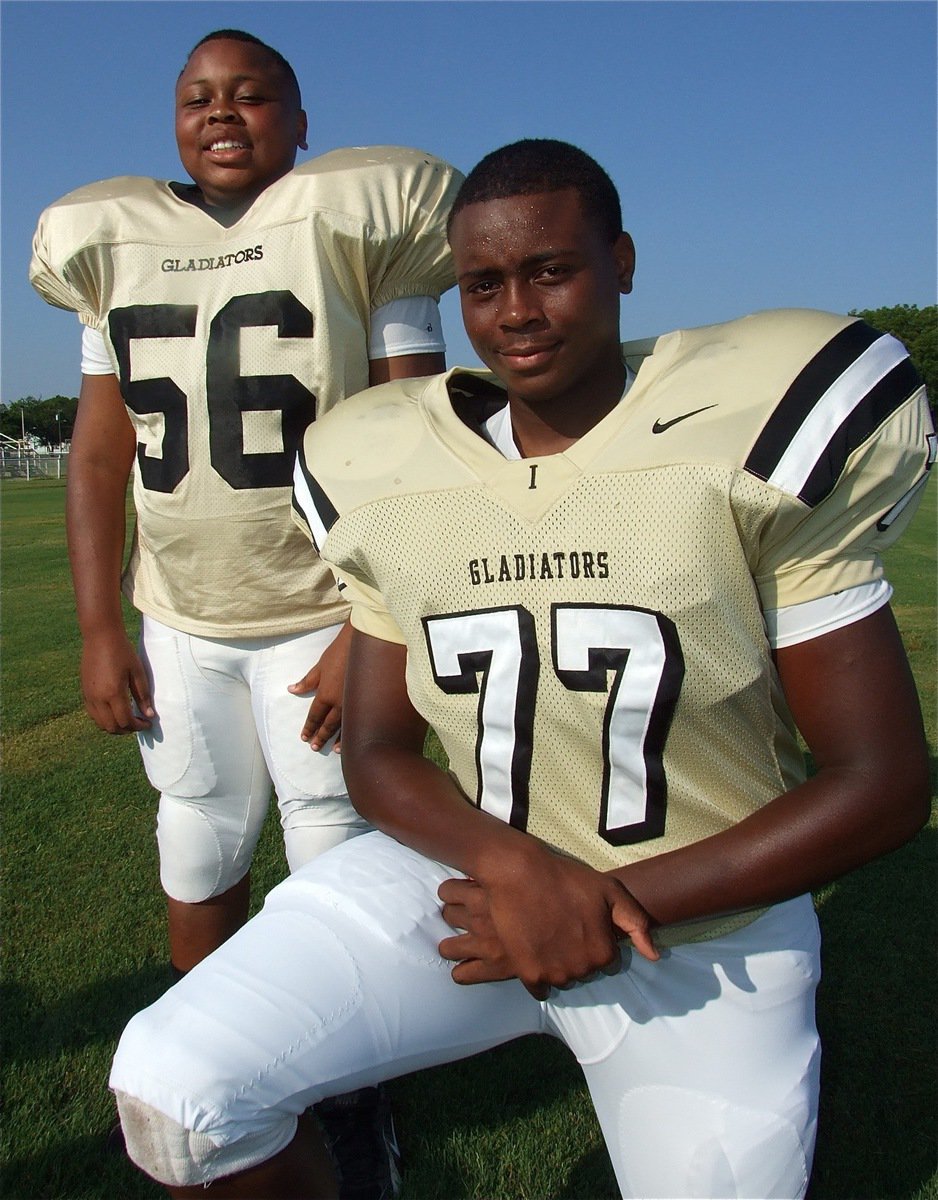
175,39 -> 307,213
450,190 -> 634,422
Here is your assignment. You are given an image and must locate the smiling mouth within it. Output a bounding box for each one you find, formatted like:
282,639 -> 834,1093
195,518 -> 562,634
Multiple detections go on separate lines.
205,139 -> 252,153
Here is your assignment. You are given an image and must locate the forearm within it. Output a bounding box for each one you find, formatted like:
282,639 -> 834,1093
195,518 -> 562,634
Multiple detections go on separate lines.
344,732 -> 544,881
66,460 -> 131,635
614,762 -> 929,929
342,629 -> 545,879
342,630 -> 659,990
347,735 -> 660,990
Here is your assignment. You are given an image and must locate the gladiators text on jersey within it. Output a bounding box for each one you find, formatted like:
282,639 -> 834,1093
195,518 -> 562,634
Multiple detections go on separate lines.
468,550 -> 610,586
161,245 -> 264,272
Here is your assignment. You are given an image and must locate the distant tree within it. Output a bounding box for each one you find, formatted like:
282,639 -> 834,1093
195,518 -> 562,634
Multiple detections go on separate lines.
850,304 -> 936,415
0,397 -> 40,443
0,394 -> 78,447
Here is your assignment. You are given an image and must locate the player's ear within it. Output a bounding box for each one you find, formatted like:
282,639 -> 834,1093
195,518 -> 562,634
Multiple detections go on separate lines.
613,232 -> 635,296
297,109 -> 309,152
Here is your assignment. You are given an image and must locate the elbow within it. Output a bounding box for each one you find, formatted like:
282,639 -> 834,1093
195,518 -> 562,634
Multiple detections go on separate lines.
833,742 -> 933,867
877,747 -> 932,850
340,733 -> 409,827
339,741 -> 379,823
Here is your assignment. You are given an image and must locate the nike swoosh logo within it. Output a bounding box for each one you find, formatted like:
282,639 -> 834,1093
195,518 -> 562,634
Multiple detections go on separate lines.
652,405 -> 718,434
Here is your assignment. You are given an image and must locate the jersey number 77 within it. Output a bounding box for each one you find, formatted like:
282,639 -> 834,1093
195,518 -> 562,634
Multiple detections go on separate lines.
423,603 -> 685,845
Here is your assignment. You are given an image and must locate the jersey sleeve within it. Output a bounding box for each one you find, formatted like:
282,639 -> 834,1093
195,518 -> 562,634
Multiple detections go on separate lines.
291,439 -> 406,644
353,148 -> 463,312
30,197 -> 102,326
337,575 -> 407,643
740,322 -> 935,610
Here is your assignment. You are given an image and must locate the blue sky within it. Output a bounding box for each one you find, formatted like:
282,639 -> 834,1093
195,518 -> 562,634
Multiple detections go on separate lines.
2,0 -> 935,402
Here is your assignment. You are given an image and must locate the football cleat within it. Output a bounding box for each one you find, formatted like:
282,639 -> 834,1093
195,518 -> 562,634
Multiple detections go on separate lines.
315,1085 -> 402,1200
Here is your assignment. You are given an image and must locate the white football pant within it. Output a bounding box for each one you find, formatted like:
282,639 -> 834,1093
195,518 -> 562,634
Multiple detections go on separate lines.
112,831 -> 821,1198
137,616 -> 370,902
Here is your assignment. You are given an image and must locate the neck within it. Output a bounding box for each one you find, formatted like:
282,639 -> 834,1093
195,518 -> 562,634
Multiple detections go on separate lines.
508,356 -> 627,458
195,166 -> 293,226
196,190 -> 261,227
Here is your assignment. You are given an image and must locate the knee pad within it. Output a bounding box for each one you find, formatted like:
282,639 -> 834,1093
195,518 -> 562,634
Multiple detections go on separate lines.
281,804 -> 372,873
616,1086 -> 810,1199
157,793 -> 260,903
114,1091 -> 296,1187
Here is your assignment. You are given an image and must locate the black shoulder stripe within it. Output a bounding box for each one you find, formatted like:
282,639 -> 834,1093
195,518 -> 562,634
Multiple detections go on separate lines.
746,322 -> 882,483
745,322 -> 921,506
292,454 -> 339,551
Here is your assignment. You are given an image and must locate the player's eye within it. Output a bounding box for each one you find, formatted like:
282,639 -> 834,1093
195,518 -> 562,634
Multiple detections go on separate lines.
466,280 -> 500,297
535,264 -> 570,284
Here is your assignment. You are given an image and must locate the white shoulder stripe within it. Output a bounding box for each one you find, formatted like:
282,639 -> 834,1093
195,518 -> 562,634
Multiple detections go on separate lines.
766,334 -> 907,496
292,456 -> 329,552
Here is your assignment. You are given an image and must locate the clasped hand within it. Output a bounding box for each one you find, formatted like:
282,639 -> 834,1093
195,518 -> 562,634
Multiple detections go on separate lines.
437,847 -> 658,1000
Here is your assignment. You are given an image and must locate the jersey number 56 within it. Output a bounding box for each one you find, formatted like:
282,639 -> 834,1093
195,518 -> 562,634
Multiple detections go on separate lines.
109,291 -> 315,493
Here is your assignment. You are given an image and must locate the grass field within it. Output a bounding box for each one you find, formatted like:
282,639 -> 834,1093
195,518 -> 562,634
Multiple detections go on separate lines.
2,477 -> 935,1200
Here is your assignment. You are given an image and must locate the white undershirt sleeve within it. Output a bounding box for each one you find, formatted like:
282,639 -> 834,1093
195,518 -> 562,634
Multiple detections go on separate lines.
764,579 -> 893,648
80,324 -> 114,375
367,296 -> 444,359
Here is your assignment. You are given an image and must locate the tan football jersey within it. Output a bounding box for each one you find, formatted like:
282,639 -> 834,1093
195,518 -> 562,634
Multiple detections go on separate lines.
30,147 -> 462,636
294,309 -> 934,942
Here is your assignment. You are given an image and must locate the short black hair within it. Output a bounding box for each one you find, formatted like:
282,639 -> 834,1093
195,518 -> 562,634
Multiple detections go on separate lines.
183,30 -> 302,107
448,139 -> 622,244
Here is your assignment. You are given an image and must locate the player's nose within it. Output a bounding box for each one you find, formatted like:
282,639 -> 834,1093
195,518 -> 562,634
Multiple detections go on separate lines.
500,282 -> 545,329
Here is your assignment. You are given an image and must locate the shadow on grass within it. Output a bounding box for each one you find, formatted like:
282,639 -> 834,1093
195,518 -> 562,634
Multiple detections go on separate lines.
393,1035 -> 617,1199
2,962 -> 171,1067
808,819 -> 936,1200
2,964 -> 172,1198
2,1133 -> 163,1200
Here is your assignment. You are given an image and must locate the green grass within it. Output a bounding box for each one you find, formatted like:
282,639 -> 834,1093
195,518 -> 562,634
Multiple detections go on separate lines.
2,477 -> 936,1200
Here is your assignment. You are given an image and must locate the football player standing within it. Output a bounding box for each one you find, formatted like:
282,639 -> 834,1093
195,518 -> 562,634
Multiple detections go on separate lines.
109,139 -> 932,1198
30,28 -> 461,1200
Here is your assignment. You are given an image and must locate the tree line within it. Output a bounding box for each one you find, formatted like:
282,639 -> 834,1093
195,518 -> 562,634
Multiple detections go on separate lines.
849,305 -> 935,412
1,304 -> 934,449
0,393 -> 77,448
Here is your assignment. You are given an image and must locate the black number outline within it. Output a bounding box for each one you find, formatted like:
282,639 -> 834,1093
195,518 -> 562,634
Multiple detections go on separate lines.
423,603 -> 684,845
551,603 -> 684,844
423,606 -> 538,830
